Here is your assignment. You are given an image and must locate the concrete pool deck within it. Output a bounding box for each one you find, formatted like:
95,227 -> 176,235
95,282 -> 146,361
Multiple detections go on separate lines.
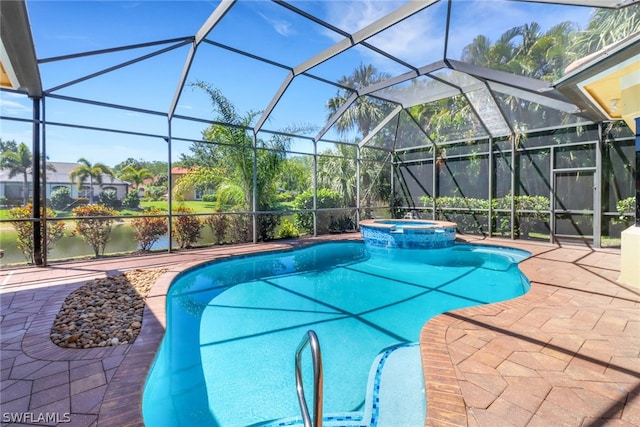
1,235 -> 638,426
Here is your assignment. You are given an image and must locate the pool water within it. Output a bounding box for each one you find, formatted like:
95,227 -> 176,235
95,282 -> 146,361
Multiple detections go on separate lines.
143,242 -> 530,427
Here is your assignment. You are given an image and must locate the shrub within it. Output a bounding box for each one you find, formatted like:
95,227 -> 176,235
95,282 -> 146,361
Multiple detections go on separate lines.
8,204 -> 65,264
173,205 -> 202,248
131,208 -> 167,251
278,219 -> 300,239
206,213 -> 229,244
146,185 -> 167,201
229,214 -> 251,243
49,187 -> 72,210
258,213 -> 281,241
98,189 -> 121,209
510,195 -> 550,238
329,214 -> 355,232
616,196 -> 636,226
293,189 -> 343,234
123,190 -> 141,209
72,204 -> 116,257
201,194 -> 216,202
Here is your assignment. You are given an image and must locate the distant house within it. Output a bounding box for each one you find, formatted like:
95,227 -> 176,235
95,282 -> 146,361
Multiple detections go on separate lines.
170,167 -> 197,201
0,161 -> 129,204
170,167 -> 215,201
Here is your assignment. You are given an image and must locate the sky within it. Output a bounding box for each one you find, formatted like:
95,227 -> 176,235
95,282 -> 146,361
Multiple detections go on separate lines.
0,0 -> 594,167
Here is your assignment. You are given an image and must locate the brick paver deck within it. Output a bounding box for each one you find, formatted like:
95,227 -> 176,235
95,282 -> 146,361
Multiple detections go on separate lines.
1,235 -> 638,426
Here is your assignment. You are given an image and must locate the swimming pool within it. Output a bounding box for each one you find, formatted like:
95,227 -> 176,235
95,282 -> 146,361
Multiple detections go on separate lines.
142,241 -> 530,427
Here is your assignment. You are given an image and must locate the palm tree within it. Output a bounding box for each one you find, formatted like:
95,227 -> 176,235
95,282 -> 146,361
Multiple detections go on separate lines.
69,158 -> 115,204
1,143 -> 34,206
326,63 -> 393,138
317,144 -> 357,207
567,5 -> 640,63
0,142 -> 57,206
119,165 -> 153,190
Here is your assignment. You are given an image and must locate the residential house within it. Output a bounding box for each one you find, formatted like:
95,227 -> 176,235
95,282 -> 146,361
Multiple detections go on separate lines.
0,161 -> 129,204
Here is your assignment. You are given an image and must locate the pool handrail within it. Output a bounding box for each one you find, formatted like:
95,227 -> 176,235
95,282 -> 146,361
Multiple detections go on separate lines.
295,330 -> 323,427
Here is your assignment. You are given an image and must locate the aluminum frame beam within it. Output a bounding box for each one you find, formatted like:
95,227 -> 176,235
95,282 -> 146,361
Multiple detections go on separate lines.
169,0 -> 236,119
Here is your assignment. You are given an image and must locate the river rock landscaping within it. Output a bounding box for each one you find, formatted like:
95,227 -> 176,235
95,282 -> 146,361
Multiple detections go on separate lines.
50,268 -> 166,348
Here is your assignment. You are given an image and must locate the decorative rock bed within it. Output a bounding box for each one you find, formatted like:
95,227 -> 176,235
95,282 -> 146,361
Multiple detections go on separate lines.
50,268 -> 166,348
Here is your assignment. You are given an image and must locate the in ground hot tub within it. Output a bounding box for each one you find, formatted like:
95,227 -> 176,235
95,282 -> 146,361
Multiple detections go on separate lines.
359,219 -> 457,249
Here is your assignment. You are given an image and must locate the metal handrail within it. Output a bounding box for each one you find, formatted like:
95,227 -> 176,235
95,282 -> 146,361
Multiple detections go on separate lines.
295,330 -> 323,427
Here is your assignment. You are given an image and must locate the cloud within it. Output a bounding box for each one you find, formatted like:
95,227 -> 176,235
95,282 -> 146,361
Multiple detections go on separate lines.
258,11 -> 294,37
314,0 -> 593,72
0,93 -> 32,115
320,0 -> 443,71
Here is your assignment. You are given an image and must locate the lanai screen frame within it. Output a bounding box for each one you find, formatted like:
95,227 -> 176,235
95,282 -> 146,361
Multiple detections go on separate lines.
0,0 -> 637,266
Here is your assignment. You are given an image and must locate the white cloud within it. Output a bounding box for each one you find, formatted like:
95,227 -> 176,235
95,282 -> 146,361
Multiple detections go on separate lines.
0,93 -> 32,115
319,0 -> 442,71
258,11 -> 295,37
314,0 -> 593,73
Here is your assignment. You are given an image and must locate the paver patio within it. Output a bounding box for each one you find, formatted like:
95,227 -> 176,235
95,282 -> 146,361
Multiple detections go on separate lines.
1,235 -> 638,426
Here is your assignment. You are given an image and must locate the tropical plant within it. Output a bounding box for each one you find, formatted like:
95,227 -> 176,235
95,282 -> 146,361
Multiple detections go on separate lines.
118,165 -> 153,189
0,142 -> 55,206
206,212 -> 230,244
8,204 -> 65,263
326,63 -> 393,138
616,196 -> 636,226
69,158 -> 116,204
145,184 -> 167,201
293,188 -> 343,234
276,156 -> 312,195
316,144 -> 391,216
72,204 -> 116,257
567,5 -> 640,63
173,205 -> 202,248
123,190 -> 141,209
131,208 -> 168,251
317,145 -> 357,207
98,188 -> 121,209
1,142 -> 33,206
462,21 -> 575,81
278,219 -> 300,239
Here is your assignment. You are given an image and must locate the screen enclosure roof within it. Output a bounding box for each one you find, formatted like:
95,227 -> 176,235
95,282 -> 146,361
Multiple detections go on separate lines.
1,0 -> 638,151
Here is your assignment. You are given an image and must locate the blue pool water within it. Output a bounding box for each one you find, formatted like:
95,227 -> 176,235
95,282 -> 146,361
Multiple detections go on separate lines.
142,242 -> 530,427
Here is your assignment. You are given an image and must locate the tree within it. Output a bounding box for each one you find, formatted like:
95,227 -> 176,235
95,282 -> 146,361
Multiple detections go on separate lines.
0,142 -> 57,206
326,63 -> 393,138
276,156 -> 312,195
316,143 -> 391,216
119,165 -> 153,189
317,144 -> 357,207
567,5 -> 640,63
0,138 -> 18,153
1,142 -> 34,205
69,158 -> 115,204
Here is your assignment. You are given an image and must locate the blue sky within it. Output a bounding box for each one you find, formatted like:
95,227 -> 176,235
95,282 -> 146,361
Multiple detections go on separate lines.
1,0 -> 593,167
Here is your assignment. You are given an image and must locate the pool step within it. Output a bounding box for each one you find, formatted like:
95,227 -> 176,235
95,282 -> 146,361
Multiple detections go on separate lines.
261,343 -> 425,427
363,343 -> 426,427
